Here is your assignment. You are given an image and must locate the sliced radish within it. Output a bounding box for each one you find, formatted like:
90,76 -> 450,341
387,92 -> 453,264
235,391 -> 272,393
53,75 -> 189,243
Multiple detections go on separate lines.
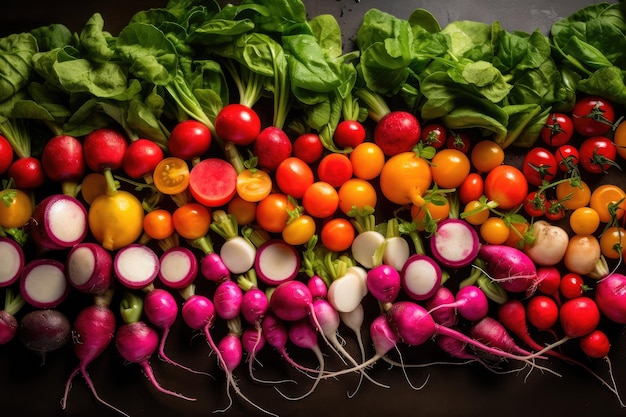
220,236 -> 256,274
158,246 -> 198,289
351,230 -> 385,268
66,242 -> 113,295
327,271 -> 368,313
188,158 -> 237,207
0,238 -> 24,287
429,219 -> 480,268
255,239 -> 301,286
30,194 -> 88,251
401,254 -> 443,301
20,259 -> 69,308
114,244 -> 159,289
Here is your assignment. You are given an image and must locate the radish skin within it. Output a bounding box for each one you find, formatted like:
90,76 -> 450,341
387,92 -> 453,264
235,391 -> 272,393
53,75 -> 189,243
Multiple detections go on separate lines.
66,243 -> 112,295
478,244 -> 537,293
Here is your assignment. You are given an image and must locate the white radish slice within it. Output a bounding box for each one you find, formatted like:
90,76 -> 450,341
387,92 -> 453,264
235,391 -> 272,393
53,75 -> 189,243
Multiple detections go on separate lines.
220,236 -> 256,274
327,271 -> 368,313
383,236 -> 410,271
66,242 -> 112,295
0,237 -> 24,287
255,239 -> 300,286
114,244 -> 159,289
429,219 -> 479,268
351,230 -> 385,268
401,254 -> 442,301
20,259 -> 69,308
158,246 -> 198,289
30,194 -> 88,251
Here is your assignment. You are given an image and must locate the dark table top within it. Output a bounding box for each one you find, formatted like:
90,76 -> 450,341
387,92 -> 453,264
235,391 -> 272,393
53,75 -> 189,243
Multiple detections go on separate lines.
1,1 -> 625,417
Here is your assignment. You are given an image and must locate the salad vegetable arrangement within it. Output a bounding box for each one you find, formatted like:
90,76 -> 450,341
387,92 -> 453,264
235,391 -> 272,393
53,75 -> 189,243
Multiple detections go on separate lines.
2,0 -> 626,415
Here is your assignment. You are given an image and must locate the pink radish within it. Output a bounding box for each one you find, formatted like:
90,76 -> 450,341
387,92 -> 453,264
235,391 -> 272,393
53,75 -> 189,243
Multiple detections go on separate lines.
427,285 -> 489,322
424,286 -> 458,327
65,242 -> 112,295
595,273 -> 626,324
307,275 -> 328,300
478,244 -> 538,293
253,126 -> 292,171
255,239 -> 301,286
0,288 -> 25,344
122,138 -> 164,182
113,244 -> 159,289
366,264 -> 401,303
115,292 -> 195,401
214,279 -> 243,320
429,219 -> 480,268
157,246 -> 198,290
62,290 -> 126,416
20,259 -> 69,308
0,237 -> 24,287
30,194 -> 88,251
197,235 -> 230,282
143,288 -> 207,376
41,134 -> 85,197
401,254 -> 442,301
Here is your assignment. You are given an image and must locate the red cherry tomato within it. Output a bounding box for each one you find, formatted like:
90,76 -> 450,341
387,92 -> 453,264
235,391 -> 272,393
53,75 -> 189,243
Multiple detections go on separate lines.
540,113 -> 574,147
523,191 -> 546,218
419,123 -> 447,149
554,144 -> 580,173
579,136 -> 620,174
215,103 -> 261,146
458,173 -> 484,204
333,120 -> 366,149
484,165 -> 528,210
275,157 -> 315,199
572,96 -> 616,137
545,199 -> 565,221
560,273 -> 587,299
293,133 -> 324,164
521,147 -> 557,186
446,131 -> 471,153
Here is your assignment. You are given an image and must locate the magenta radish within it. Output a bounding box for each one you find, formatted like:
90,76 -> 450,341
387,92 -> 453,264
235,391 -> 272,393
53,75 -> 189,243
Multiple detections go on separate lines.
427,285 -> 489,322
255,239 -> 301,286
30,194 -> 88,251
195,234 -> 230,282
253,126 -> 292,172
0,288 -> 24,344
401,254 -> 442,301
366,264 -> 401,303
211,210 -> 256,274
41,134 -> 85,197
429,219 -> 480,268
0,237 -> 24,287
307,275 -> 327,300
214,279 -> 243,320
20,259 -> 69,308
468,316 -> 536,357
66,243 -> 112,295
425,287 -> 458,327
115,292 -> 195,401
143,288 -> 207,376
158,246 -> 198,290
595,273 -> 626,324
19,308 -> 70,364
122,138 -> 164,182
62,290 -> 126,416
478,244 -> 538,293
114,244 -> 159,290
241,286 -> 269,327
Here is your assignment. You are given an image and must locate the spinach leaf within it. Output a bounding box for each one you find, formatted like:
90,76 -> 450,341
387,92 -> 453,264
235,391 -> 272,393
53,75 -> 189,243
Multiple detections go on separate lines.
0,32 -> 38,103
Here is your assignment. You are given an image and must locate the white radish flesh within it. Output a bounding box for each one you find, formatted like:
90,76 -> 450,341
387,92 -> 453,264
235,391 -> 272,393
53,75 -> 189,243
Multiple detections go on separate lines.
351,231 -> 385,268
31,194 -> 88,251
220,236 -> 256,274
401,254 -> 442,301
327,271 -> 368,313
20,259 -> 69,308
0,238 -> 24,287
114,244 -> 159,289
255,240 -> 300,286
429,219 -> 479,268
383,236 -> 410,271
158,247 -> 198,289
66,243 -> 112,295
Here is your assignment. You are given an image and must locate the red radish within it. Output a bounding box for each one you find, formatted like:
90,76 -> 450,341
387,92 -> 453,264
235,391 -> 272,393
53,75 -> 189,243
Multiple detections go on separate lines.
373,111 -> 421,156
215,104 -> 261,147
122,138 -> 164,181
401,254 -> 442,301
41,134 -> 85,196
536,266 -> 562,304
0,288 -> 25,344
214,279 -> 243,320
580,329 -> 611,359
429,219 -> 480,268
366,264 -> 401,303
253,127 -> 292,171
559,296 -> 600,338
83,128 -> 128,172
66,243 -> 112,295
478,244 -> 538,293
255,240 -> 301,286
30,194 -> 88,251
425,287 -> 458,327
526,295 -> 559,330
113,244 -> 159,290
115,292 -> 195,401
62,290 -> 125,416
158,246 -> 198,290
19,309 -> 70,364
168,119 -> 212,164
8,156 -> 46,189
468,316 -> 536,357
143,288 -> 207,376
0,237 -> 24,287
0,134 -> 12,175
595,273 -> 626,324
20,259 -> 69,309
293,133 -> 324,164
188,158 -> 237,207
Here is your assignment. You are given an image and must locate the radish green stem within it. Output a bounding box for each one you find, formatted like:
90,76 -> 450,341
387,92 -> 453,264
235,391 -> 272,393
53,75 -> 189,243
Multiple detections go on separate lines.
399,220 -> 426,255
4,288 -> 25,316
120,292 -> 143,324
237,269 -> 259,292
354,88 -> 391,122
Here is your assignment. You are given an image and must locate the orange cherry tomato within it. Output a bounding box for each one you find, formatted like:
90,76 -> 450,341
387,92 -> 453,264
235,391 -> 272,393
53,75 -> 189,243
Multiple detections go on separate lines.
337,178 -> 377,215
256,193 -> 294,233
555,180 -> 591,211
236,169 -> 273,202
589,184 -> 626,224
430,148 -> 470,189
282,214 -> 316,246
599,226 -> 626,259
302,181 -> 339,219
350,142 -> 385,180
80,173 -> 107,205
153,157 -> 190,195
410,197 -> 450,232
172,203 -> 211,240
484,164 -> 527,210
227,195 -> 257,225
143,209 -> 174,240
320,218 -> 355,252
480,216 -> 510,245
470,140 -> 505,173
0,189 -> 33,228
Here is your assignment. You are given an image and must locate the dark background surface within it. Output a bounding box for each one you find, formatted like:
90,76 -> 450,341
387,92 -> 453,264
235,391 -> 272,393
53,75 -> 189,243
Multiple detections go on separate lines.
2,1 -> 626,417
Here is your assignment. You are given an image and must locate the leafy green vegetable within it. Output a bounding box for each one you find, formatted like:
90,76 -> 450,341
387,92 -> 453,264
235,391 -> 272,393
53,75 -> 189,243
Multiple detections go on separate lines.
0,32 -> 38,103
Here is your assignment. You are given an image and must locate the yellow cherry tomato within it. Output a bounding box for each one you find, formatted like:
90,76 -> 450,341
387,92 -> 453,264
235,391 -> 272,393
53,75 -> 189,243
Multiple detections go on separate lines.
411,198 -> 450,231
282,214 -> 316,246
236,169 -> 273,202
555,179 -> 591,210
599,226 -> 626,259
350,142 -> 385,180
480,217 -> 510,245
430,148 -> 471,189
0,189 -> 33,228
462,200 -> 490,226
153,157 -> 190,195
80,173 -> 107,205
338,178 -> 377,215
89,189 -> 144,251
569,207 -> 600,235
379,151 -> 432,206
589,184 -> 626,224
470,140 -> 504,173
